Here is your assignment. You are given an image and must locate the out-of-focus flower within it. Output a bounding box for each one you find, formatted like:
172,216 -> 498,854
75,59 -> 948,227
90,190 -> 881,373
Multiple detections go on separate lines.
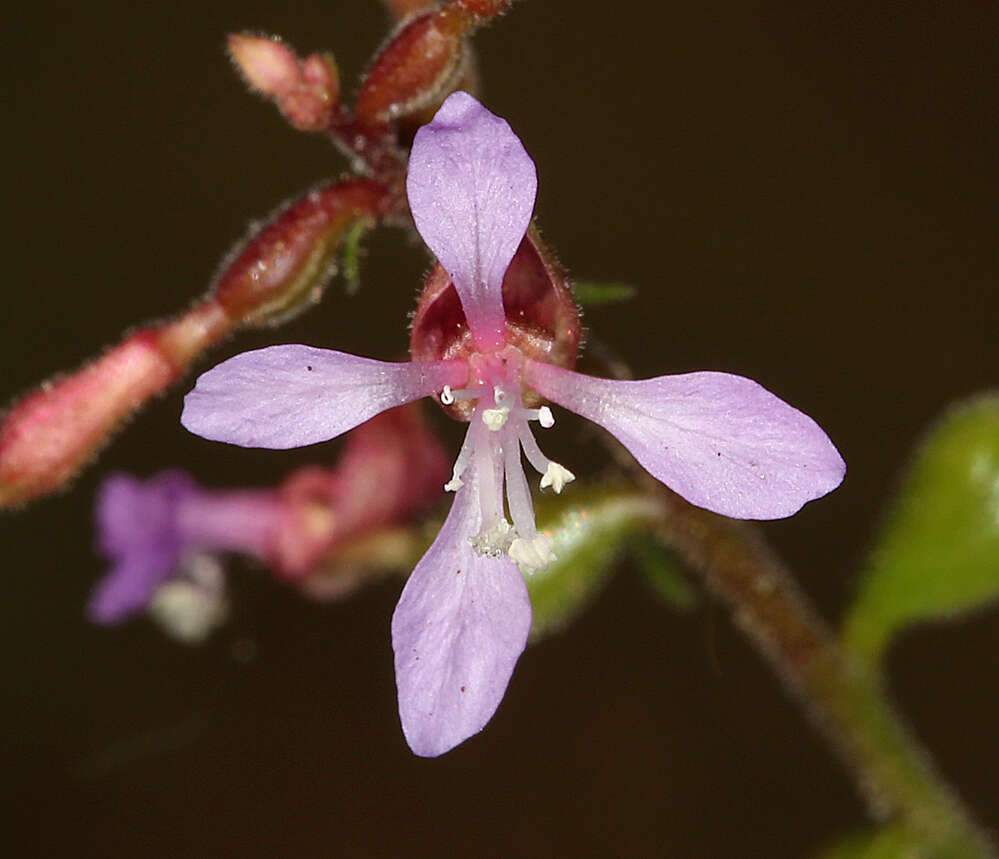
181,92 -> 845,755
89,405 -> 447,633
89,470 -> 275,625
271,402 -> 449,579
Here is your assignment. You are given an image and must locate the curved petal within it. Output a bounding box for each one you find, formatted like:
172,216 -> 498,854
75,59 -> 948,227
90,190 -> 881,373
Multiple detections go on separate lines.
526,362 -> 846,520
391,462 -> 532,757
88,548 -> 181,624
407,91 -> 537,352
89,471 -> 195,623
182,345 -> 465,449
96,471 -> 195,556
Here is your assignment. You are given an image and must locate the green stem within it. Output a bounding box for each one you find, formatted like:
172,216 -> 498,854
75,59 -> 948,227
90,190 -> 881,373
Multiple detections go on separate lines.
649,482 -> 995,857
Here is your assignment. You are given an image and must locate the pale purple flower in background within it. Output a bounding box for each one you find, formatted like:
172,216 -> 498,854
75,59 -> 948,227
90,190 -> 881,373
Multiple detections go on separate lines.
181,91 -> 845,756
90,407 -> 448,640
90,471 -> 278,628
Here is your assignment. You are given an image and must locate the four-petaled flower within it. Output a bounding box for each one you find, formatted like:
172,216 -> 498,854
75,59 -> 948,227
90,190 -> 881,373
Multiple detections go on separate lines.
181,91 -> 845,756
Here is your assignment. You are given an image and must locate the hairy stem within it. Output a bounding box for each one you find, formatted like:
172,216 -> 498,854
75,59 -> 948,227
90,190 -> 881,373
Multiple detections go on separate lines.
649,482 -> 995,857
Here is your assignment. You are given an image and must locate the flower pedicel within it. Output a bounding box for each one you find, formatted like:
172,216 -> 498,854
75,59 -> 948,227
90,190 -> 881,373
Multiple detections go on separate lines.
181,92 -> 845,756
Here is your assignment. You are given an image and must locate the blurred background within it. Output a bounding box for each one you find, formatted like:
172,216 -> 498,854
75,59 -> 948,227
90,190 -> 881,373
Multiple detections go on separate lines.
4,0 -> 997,855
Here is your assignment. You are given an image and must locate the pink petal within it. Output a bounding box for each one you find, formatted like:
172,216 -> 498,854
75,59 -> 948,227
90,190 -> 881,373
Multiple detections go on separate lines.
526,362 -> 846,520
182,345 -> 465,449
391,465 -> 532,757
407,92 -> 537,352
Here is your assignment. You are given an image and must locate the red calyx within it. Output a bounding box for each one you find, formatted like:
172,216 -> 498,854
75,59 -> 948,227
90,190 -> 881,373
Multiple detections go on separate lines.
410,226 -> 581,420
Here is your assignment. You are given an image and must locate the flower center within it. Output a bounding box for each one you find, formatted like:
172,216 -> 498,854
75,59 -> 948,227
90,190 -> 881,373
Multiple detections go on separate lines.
441,346 -> 574,574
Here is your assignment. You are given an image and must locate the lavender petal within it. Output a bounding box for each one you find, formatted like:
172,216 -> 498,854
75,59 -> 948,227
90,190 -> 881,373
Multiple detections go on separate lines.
181,345 -> 465,449
526,362 -> 846,520
391,464 -> 532,757
407,92 -> 537,352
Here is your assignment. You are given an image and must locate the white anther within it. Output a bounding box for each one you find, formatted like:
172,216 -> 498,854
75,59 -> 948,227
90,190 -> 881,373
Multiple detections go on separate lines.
509,534 -> 557,575
444,476 -> 464,492
540,462 -> 575,494
148,555 -> 228,645
537,406 -> 555,428
469,520 -> 515,557
482,406 -> 511,431
440,385 -> 455,405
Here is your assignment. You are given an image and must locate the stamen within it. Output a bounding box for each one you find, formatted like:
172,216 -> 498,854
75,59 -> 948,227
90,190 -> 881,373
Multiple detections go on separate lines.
469,519 -> 514,557
509,534 -> 556,575
540,462 -> 575,494
504,433 -> 536,539
482,406 -> 511,431
475,418 -> 502,527
440,385 -> 482,405
518,422 -> 553,475
520,406 -> 554,428
444,423 -> 476,492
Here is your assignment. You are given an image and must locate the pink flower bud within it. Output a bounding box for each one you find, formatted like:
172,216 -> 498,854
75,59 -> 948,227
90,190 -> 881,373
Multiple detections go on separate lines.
0,302 -> 231,508
227,33 -> 300,96
1,333 -> 178,507
452,0 -> 514,19
229,34 -> 340,132
355,11 -> 469,128
381,0 -> 436,21
302,54 -> 339,99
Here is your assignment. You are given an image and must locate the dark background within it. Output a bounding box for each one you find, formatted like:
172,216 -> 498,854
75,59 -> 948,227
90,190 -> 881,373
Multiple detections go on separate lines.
4,1 -> 997,855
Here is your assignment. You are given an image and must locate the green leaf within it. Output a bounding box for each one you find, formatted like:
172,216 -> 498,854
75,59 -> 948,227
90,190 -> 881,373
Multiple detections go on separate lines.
813,827 -> 917,859
631,534 -> 697,610
571,280 -> 637,307
815,825 -> 990,859
844,393 -> 999,660
527,487 -> 661,640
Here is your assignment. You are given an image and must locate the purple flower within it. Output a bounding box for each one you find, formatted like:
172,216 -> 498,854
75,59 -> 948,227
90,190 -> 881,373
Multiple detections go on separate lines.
181,91 -> 845,755
90,471 -> 278,625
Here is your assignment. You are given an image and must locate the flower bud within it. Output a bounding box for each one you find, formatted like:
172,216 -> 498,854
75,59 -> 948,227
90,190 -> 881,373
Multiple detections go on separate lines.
0,301 -> 231,509
409,226 -> 581,420
452,0 -> 514,19
212,178 -> 386,324
228,33 -> 300,95
381,0 -> 437,20
354,10 -> 470,128
1,332 -> 181,507
228,33 -> 340,132
303,53 -> 339,102
1,177 -> 384,507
